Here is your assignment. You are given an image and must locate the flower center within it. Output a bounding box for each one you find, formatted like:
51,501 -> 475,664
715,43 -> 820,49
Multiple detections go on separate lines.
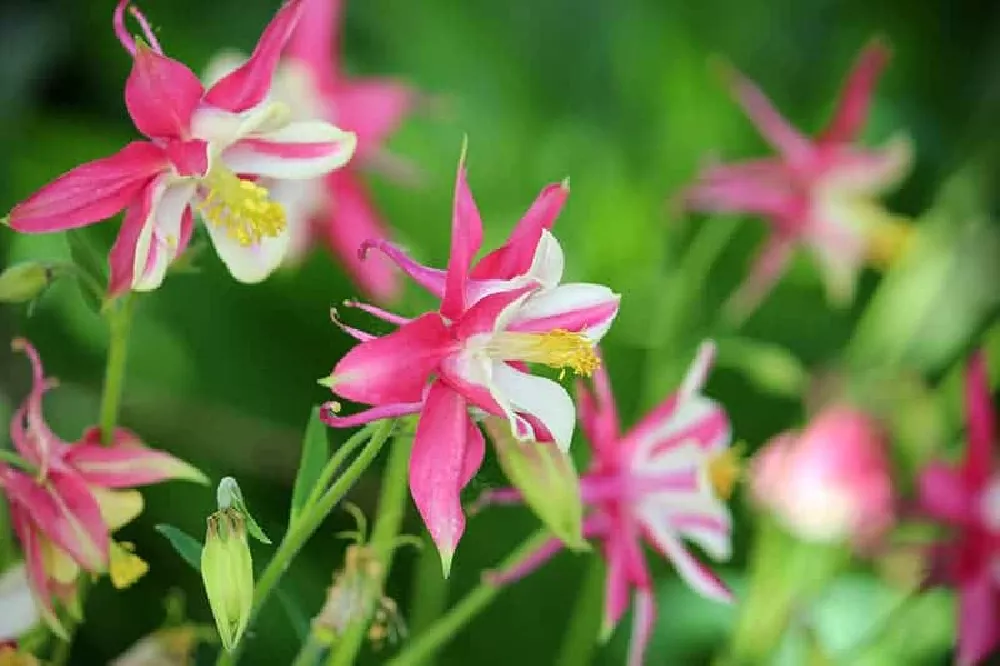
487,329 -> 600,377
706,447 -> 742,500
197,167 -> 286,247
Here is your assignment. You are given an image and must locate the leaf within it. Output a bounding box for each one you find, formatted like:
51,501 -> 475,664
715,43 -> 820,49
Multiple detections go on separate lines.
65,228 -> 107,312
156,524 -> 203,571
217,477 -> 272,545
275,585 -> 311,642
289,407 -> 330,526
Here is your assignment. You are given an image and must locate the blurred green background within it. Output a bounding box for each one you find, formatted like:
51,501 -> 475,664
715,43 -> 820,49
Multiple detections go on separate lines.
1,0 -> 998,663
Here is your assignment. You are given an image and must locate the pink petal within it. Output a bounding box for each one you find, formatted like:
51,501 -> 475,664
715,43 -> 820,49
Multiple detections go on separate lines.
409,381 -> 472,575
113,0 -> 164,56
203,0 -> 305,113
125,45 -> 204,140
682,161 -> 797,219
7,142 -> 167,233
918,462 -> 976,524
164,139 -> 210,178
820,39 -> 891,145
957,570 -> 1000,666
66,426 -> 207,487
329,312 -> 451,406
107,179 -> 158,298
320,400 -> 423,428
284,0 -> 342,89
601,529 -> 632,636
9,507 -> 64,637
334,80 -> 415,156
453,285 -> 536,340
726,235 -> 795,319
626,587 -> 656,666
441,151 -> 484,321
472,181 -> 569,280
963,350 -> 996,490
322,173 -> 400,302
725,66 -> 813,163
460,419 -> 486,488
222,121 -> 356,179
506,284 -> 620,341
9,339 -> 64,468
644,524 -> 732,603
359,239 -> 446,298
486,536 -> 564,586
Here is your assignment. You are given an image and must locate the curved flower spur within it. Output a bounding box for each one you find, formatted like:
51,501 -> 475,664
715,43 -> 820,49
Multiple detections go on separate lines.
4,0 -> 357,296
320,149 -> 620,574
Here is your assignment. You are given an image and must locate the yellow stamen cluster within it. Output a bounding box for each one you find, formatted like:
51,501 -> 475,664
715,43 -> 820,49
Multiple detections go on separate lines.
706,447 -> 742,500
490,329 -> 601,378
109,541 -> 149,589
866,214 -> 914,268
197,167 -> 286,247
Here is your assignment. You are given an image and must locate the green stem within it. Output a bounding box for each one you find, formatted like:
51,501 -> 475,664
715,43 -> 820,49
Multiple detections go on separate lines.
216,419 -> 395,666
99,295 -> 134,444
291,635 -> 327,666
404,537 -> 451,666
326,428 -> 415,666
0,449 -> 37,475
301,426 -> 373,520
386,529 -> 552,666
552,558 -> 606,666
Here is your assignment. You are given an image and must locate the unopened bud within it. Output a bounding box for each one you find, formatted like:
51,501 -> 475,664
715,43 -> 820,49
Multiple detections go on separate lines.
201,509 -> 253,651
0,263 -> 55,304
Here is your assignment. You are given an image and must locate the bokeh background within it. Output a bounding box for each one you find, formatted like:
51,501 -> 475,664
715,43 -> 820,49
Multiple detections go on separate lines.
1,0 -> 999,663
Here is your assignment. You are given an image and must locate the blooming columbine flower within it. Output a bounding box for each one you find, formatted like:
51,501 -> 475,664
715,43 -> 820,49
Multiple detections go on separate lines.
483,342 -> 734,666
4,0 -> 356,296
682,39 -> 913,315
0,340 -> 207,636
752,404 -> 894,546
321,153 -> 618,573
918,350 -> 999,666
204,0 -> 416,301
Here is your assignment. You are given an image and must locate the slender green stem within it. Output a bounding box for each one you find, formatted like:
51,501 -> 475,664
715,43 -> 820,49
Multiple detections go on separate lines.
301,427 -> 373,520
99,295 -> 134,444
404,537 -> 451,666
216,419 -> 395,666
291,635 -> 327,666
326,429 -> 414,666
0,449 -> 36,475
552,558 -> 606,666
386,529 -> 552,666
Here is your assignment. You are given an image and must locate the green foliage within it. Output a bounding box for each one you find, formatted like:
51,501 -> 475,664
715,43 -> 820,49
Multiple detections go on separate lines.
289,407 -> 330,526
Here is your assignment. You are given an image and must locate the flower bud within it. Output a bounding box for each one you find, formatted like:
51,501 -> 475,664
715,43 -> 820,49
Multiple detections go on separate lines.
0,263 -> 55,304
751,405 -> 894,546
201,509 -> 253,651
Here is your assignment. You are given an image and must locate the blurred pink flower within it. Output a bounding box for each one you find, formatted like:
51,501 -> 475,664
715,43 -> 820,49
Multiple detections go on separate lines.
918,351 -> 999,666
321,154 -> 618,573
683,39 -> 913,315
5,0 -> 356,296
204,0 -> 418,301
751,404 -> 893,546
485,342 -> 734,666
0,340 -> 206,637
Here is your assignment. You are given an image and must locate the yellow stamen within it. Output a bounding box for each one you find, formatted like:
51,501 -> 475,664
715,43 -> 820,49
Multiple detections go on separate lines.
197,167 -> 286,247
706,446 -> 743,500
866,214 -> 913,268
109,541 -> 149,589
489,329 -> 600,377
0,646 -> 39,666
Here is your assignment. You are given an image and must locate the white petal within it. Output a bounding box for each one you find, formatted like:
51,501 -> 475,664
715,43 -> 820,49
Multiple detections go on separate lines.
202,211 -> 291,283
133,181 -> 195,292
491,361 -> 575,451
190,102 -> 290,149
264,177 -> 325,262
642,520 -> 733,603
0,563 -> 39,640
631,396 -> 724,468
201,50 -> 246,89
222,121 -> 357,180
508,282 -> 620,341
524,229 -> 564,288
639,491 -> 733,560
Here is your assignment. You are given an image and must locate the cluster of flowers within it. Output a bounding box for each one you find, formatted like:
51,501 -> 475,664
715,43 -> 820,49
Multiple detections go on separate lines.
0,0 -> 995,664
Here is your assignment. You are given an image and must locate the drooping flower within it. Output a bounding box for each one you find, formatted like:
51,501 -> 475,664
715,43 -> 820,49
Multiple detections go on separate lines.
0,565 -> 38,642
0,339 -> 207,636
4,0 -> 356,296
111,625 -> 208,666
321,153 -> 618,573
682,39 -> 913,315
480,342 -> 734,666
751,404 -> 894,546
204,0 -> 416,301
918,350 -> 999,666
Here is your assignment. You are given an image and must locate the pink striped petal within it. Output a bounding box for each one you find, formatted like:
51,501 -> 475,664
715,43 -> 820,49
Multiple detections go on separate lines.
359,240 -> 446,297
131,180 -> 194,292
322,174 -> 400,302
320,401 -> 422,428
9,339 -> 63,468
284,0 -> 341,89
204,0 -> 305,113
917,462 -> 975,524
725,66 -> 812,163
963,350 -> 995,490
409,381 -> 472,575
334,80 -> 415,156
683,162 -> 797,218
644,523 -> 732,603
108,179 -> 158,297
820,39 -> 891,145
67,426 -> 207,487
486,536 -> 565,586
7,142 -> 166,233
222,121 -> 356,179
454,285 -> 535,340
957,570 -> 1000,666
506,284 -> 620,341
329,313 -> 450,405
10,508 -> 64,638
441,151 -> 484,320
472,180 -> 569,280
601,530 -> 632,637
125,45 -> 204,140
626,587 -> 656,666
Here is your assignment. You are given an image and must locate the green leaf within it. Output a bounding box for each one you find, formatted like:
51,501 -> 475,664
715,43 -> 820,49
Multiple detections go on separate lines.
275,585 -> 311,641
217,477 -> 272,545
156,523 -> 204,571
65,229 -> 107,312
289,406 -> 330,526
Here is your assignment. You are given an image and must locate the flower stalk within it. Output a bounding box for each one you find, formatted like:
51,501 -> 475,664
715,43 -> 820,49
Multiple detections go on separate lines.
100,294 -> 135,445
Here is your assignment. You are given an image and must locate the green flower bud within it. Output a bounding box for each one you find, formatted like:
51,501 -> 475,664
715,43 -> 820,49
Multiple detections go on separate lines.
201,509 -> 254,652
0,262 -> 55,303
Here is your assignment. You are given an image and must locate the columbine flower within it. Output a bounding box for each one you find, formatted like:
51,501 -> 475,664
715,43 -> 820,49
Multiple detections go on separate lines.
0,339 -> 206,636
321,154 -> 618,573
0,565 -> 38,642
751,404 -> 894,546
111,625 -> 207,666
482,342 -> 734,666
204,0 -> 416,301
918,350 -> 999,666
682,39 -> 913,315
4,0 -> 356,296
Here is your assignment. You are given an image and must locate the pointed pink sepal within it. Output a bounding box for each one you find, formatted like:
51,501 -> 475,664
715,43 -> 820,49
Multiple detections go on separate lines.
67,426 -> 208,488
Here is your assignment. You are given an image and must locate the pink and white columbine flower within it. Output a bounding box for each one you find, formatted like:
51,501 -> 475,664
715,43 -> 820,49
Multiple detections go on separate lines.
918,351 -> 1000,666
321,155 -> 618,573
483,342 -> 734,666
0,340 -> 207,636
204,0 -> 416,301
5,0 -> 356,296
682,39 -> 913,315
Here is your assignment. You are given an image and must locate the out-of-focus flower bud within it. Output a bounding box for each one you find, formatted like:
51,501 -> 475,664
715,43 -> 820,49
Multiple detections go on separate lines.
751,405 -> 894,546
201,509 -> 253,652
110,625 -> 207,666
0,263 -> 55,304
